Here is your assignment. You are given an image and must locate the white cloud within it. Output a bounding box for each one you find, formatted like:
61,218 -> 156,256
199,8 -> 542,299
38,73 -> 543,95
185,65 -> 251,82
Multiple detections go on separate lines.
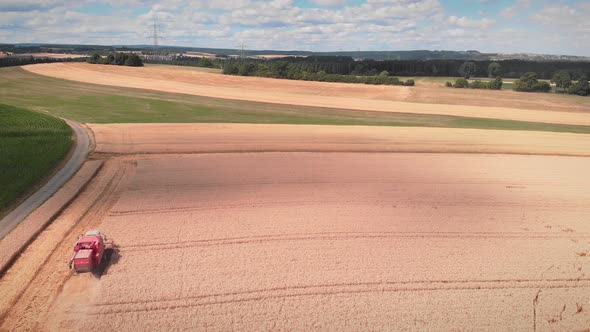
0,0 -> 64,11
500,7 -> 515,19
0,0 -> 587,56
309,0 -> 346,6
448,16 -> 495,29
529,3 -> 590,54
500,0 -> 531,20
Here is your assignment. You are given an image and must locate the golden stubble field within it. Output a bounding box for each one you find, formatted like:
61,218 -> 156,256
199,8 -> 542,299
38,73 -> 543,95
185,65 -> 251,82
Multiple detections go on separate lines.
89,123 -> 590,157
1,123 -> 589,331
24,63 -> 590,125
1,63 -> 590,330
42,153 -> 590,330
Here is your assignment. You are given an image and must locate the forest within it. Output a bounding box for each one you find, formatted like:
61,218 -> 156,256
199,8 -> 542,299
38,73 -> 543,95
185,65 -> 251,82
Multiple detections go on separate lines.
261,56 -> 590,80
0,56 -> 84,68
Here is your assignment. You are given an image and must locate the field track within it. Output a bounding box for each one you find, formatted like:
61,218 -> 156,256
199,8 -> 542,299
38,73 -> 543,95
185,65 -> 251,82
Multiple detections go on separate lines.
1,124 -> 589,330
0,120 -> 89,240
24,63 -> 590,126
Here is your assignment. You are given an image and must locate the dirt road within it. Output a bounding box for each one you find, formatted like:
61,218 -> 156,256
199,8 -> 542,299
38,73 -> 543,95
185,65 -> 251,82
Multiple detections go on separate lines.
1,123 -> 589,331
24,63 -> 590,126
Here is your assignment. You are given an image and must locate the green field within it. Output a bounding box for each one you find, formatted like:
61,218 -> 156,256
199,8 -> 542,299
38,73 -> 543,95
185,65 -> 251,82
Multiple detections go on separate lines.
410,76 -> 565,92
1,66 -> 589,133
0,104 -> 72,212
398,76 -> 528,91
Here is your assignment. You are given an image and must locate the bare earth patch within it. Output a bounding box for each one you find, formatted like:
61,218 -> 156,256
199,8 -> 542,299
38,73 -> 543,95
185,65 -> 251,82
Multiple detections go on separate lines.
24,63 -> 590,126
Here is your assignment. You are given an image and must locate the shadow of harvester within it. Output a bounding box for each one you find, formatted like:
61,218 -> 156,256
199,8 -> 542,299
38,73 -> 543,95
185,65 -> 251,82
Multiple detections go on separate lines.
93,247 -> 121,278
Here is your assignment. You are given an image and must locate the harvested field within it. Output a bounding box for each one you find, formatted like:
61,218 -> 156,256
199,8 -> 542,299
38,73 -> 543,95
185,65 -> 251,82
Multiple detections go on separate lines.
24,63 -> 590,126
0,161 -> 102,274
0,159 -> 135,330
4,60 -> 590,329
255,54 -> 307,59
89,123 -> 590,157
1,124 -> 589,331
182,52 -> 217,59
12,53 -> 86,59
5,66 -> 590,134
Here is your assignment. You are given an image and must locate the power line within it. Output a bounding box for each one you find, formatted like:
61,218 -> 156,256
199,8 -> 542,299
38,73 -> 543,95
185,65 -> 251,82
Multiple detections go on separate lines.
151,15 -> 159,55
237,41 -> 247,62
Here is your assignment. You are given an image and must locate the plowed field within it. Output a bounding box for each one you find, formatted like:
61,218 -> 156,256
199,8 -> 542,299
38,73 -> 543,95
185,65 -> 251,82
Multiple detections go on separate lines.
1,124 -> 589,331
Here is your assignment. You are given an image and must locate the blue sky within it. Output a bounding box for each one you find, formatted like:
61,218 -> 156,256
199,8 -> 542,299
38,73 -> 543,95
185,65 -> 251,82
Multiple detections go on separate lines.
0,0 -> 588,55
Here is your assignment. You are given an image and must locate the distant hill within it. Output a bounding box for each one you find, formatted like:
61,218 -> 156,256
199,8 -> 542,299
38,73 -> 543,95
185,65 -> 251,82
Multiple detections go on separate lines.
316,50 -> 485,60
315,50 -> 590,62
1,43 -> 589,62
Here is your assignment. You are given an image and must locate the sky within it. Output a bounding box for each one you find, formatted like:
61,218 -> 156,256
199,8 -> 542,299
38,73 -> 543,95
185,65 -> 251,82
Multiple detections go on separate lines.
0,0 -> 588,55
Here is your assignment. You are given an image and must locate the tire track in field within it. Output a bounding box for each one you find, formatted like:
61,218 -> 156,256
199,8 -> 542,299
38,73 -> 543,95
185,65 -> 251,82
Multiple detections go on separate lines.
117,231 -> 590,252
108,199 -> 582,217
86,279 -> 590,316
0,160 -> 135,331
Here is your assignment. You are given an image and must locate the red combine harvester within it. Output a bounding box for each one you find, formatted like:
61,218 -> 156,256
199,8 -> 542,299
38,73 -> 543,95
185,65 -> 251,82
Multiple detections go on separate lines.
68,230 -> 114,273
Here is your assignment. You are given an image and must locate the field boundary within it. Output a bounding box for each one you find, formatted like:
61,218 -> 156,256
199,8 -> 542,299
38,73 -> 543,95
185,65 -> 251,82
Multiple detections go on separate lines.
23,63 -> 590,126
0,160 -> 134,328
0,160 -> 103,276
0,104 -> 78,220
0,120 -> 90,240
94,149 -> 590,158
89,123 -> 590,158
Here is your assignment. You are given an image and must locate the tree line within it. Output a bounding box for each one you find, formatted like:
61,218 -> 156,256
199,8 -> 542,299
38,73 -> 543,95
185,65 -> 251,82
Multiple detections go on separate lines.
0,56 -> 85,68
222,60 -> 415,86
449,77 -> 503,90
143,54 -> 589,95
87,53 -> 143,67
143,56 -> 215,68
550,70 -> 590,96
271,56 -> 590,80
447,62 -> 589,95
